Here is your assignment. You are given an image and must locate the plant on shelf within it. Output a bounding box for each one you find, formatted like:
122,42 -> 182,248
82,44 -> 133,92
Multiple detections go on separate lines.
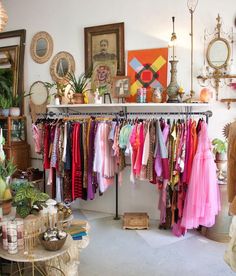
66,69 -> 92,104
10,92 -> 31,116
45,81 -> 66,105
212,138 -> 227,161
0,96 -> 12,116
12,182 -> 49,218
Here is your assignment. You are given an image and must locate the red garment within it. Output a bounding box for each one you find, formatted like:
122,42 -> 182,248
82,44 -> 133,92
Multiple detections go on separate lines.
43,124 -> 50,169
72,124 -> 83,200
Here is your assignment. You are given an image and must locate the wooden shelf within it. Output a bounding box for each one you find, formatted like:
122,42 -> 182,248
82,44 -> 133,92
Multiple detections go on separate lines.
47,103 -> 210,108
220,98 -> 236,109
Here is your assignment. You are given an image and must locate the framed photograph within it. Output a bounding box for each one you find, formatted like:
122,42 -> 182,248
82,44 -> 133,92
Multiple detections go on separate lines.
112,76 -> 130,98
84,22 -> 125,76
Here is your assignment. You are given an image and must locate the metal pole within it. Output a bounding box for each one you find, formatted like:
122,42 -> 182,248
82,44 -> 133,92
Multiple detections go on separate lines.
114,173 -> 120,220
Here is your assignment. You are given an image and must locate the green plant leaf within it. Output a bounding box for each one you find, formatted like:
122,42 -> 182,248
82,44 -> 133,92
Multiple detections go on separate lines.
16,205 -> 31,218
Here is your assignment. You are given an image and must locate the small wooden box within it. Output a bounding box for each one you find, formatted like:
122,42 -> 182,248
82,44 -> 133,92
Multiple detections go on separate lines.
123,212 -> 149,230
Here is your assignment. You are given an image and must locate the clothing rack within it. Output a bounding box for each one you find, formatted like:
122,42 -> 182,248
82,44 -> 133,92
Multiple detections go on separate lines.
37,109 -> 213,220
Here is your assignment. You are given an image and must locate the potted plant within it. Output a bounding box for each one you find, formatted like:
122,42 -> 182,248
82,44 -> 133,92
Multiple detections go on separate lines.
0,96 -> 12,117
12,182 -> 49,218
212,138 -> 227,161
45,81 -> 66,105
0,158 -> 17,215
10,92 -> 31,116
66,70 -> 92,104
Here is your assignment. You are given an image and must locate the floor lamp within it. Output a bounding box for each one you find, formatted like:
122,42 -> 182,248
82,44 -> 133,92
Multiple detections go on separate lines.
187,0 -> 198,100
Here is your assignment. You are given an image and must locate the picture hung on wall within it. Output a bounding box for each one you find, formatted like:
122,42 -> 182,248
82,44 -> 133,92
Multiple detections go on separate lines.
112,76 -> 130,100
84,22 -> 125,76
127,48 -> 168,102
91,60 -> 117,96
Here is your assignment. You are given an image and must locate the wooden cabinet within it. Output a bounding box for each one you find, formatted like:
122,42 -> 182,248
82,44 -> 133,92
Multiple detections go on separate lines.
0,116 -> 30,170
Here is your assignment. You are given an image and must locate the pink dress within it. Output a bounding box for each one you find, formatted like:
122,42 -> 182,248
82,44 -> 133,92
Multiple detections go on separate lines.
181,121 -> 221,229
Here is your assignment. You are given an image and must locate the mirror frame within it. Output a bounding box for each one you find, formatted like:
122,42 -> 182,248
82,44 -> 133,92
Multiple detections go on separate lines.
0,45 -> 19,98
0,29 -> 26,113
50,51 -> 75,83
30,31 -> 53,64
29,80 -> 49,106
206,37 -> 230,70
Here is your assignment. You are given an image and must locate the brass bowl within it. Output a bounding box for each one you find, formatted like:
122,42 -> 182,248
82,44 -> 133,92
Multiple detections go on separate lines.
39,233 -> 67,251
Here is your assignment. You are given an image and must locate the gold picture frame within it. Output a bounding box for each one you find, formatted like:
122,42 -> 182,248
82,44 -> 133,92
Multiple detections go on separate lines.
84,22 -> 125,76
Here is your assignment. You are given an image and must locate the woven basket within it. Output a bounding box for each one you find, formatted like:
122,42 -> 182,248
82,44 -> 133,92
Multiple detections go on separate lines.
0,199 -> 12,215
39,233 -> 67,251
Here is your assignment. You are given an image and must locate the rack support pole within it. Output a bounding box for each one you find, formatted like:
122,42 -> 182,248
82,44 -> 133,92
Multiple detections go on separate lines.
114,173 -> 120,220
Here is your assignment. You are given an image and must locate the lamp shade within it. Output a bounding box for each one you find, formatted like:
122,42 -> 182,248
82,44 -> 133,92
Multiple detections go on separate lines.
187,0 -> 198,12
0,1 -> 8,32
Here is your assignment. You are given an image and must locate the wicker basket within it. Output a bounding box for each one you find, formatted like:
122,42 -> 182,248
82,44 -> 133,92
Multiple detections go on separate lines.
0,199 -> 12,215
39,233 -> 67,251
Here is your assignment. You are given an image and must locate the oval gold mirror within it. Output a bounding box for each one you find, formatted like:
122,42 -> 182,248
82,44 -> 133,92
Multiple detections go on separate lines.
206,38 -> 230,69
30,31 -> 53,64
50,51 -> 75,83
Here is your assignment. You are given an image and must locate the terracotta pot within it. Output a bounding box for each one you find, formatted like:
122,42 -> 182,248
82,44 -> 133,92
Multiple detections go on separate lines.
73,93 -> 84,104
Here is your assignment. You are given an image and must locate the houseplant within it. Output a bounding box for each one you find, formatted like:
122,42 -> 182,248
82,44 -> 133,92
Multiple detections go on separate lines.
0,158 -> 17,214
12,181 -> 49,218
66,70 -> 92,104
212,138 -> 227,161
45,81 -> 66,105
10,92 -> 32,116
0,96 -> 12,117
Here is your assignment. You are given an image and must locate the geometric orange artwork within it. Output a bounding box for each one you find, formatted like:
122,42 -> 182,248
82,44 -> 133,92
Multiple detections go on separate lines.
127,48 -> 168,102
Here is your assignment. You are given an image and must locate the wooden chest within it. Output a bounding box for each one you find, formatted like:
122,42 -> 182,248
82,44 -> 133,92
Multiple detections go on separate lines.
123,212 -> 149,230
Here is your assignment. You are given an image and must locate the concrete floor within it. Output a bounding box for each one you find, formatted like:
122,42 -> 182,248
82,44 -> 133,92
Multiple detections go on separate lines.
74,210 -> 234,276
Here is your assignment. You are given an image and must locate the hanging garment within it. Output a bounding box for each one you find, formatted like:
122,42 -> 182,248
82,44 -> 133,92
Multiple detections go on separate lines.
181,121 -> 221,229
87,120 -> 96,200
43,124 -> 51,169
32,123 -> 43,154
227,121 -> 236,203
72,124 -> 83,200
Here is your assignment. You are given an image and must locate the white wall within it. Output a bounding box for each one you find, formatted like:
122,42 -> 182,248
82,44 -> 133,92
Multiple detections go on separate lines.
2,0 -> 236,219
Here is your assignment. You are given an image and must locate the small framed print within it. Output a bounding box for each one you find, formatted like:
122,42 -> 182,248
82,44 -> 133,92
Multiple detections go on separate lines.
112,76 -> 130,98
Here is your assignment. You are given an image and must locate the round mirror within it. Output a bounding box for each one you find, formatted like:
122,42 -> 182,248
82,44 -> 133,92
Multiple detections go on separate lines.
30,81 -> 48,105
207,38 -> 230,69
50,51 -> 75,83
30,31 -> 53,64
36,38 -> 47,57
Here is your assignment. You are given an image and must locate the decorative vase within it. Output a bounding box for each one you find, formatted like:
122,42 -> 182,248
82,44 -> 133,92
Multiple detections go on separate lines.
166,60 -> 180,103
54,95 -> 62,105
1,108 -> 9,117
73,93 -> 84,104
152,88 -> 162,103
10,107 -> 20,117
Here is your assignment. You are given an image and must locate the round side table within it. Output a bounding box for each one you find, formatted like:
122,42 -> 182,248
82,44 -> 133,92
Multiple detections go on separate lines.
0,235 -> 73,276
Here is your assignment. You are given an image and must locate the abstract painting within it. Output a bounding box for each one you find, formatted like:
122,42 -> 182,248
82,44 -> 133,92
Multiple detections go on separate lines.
127,48 -> 168,102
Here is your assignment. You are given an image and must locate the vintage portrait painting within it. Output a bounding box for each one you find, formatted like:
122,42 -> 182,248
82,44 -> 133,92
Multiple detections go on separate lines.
84,22 -> 125,76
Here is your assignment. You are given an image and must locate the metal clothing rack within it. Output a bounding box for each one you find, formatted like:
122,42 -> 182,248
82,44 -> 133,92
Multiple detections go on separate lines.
38,109 -> 213,220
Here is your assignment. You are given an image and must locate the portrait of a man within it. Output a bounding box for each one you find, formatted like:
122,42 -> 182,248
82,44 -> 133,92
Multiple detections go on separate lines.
84,22 -> 125,75
93,39 -> 117,62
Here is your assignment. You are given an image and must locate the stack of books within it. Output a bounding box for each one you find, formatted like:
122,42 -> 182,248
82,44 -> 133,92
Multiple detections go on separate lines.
65,220 -> 89,240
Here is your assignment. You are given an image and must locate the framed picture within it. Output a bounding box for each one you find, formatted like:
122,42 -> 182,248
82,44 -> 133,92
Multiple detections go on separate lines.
84,22 -> 125,76
91,60 -> 117,95
127,48 -> 168,102
112,76 -> 130,98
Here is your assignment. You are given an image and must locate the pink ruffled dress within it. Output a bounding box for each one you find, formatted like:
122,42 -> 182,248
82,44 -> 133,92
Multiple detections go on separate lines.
181,121 -> 221,229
